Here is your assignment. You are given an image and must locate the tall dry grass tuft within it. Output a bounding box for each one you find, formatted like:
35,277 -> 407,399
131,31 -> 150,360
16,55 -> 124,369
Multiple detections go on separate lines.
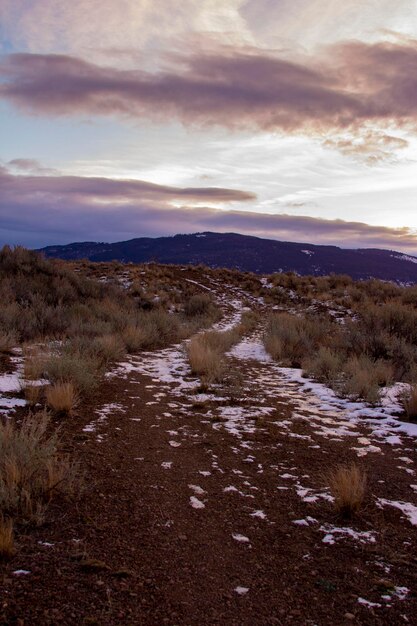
23,383 -> 42,407
46,382 -> 78,415
187,335 -> 225,384
0,411 -> 80,525
402,384 -> 417,421
0,331 -> 16,354
328,463 -> 367,518
0,515 -> 14,559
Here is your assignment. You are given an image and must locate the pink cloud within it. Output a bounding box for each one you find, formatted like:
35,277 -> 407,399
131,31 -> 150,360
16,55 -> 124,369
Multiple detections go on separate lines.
1,39 -> 417,137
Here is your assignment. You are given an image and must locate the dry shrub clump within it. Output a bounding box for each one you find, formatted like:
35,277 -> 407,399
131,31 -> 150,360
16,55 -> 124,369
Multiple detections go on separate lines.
0,412 -> 79,525
264,313 -> 330,367
184,293 -> 215,317
187,334 -> 226,384
0,514 -> 14,559
0,331 -> 16,354
186,306 -> 258,386
328,463 -> 367,518
23,383 -> 42,407
44,351 -> 101,397
46,382 -> 78,415
401,384 -> 417,421
302,347 -> 342,385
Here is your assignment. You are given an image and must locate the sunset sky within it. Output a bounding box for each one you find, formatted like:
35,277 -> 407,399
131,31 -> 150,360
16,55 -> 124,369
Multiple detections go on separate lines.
1,1 -> 417,251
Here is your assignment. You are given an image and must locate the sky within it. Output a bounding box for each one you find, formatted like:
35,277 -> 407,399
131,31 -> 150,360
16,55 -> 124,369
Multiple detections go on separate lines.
1,1 -> 417,252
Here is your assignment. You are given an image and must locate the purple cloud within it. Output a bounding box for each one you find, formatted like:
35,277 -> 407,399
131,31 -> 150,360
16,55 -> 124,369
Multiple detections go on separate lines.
0,166 -> 416,252
1,39 -> 417,136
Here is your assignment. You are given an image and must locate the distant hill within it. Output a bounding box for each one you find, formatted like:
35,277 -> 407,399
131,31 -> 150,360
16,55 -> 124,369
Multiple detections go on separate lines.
39,232 -> 417,283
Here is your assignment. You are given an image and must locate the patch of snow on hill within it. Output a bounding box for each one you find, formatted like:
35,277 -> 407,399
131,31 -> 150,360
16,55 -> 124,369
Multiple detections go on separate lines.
392,253 -> 417,265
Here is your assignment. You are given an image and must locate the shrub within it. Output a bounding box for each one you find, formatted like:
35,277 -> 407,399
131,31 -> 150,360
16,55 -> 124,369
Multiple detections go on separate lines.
44,352 -> 101,396
23,351 -> 47,381
342,356 -> 381,404
184,293 -> 214,317
328,463 -> 367,517
264,313 -> 331,367
92,334 -> 126,365
302,347 -> 342,385
0,515 -> 14,559
46,382 -> 78,415
23,383 -> 42,407
135,310 -> 180,349
0,331 -> 16,354
187,335 -> 226,384
0,412 -> 79,524
237,310 -> 259,335
401,384 -> 417,421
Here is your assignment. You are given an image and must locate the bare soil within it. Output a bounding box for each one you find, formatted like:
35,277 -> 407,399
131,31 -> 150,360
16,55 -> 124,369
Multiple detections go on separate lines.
1,278 -> 417,626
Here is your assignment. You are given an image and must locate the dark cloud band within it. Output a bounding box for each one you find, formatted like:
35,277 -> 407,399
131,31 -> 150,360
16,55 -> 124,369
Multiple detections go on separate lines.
0,166 -> 415,251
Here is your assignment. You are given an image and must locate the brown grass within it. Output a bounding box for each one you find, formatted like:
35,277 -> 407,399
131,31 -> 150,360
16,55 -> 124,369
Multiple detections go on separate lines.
23,383 -> 42,407
0,331 -> 16,354
0,411 -> 80,525
0,515 -> 14,559
187,336 -> 225,384
328,463 -> 367,517
46,382 -> 78,414
401,384 -> 417,421
23,350 -> 47,381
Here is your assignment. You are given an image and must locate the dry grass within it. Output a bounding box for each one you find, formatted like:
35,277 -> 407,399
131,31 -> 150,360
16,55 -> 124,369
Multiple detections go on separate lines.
122,325 -> 146,353
328,463 -> 367,517
187,322 -> 249,385
342,356 -> 381,405
46,382 -> 78,415
187,336 -> 225,384
23,383 -> 42,407
0,331 -> 16,354
45,351 -> 101,396
401,384 -> 417,421
93,334 -> 126,365
23,350 -> 47,381
302,347 -> 341,385
0,515 -> 14,559
0,411 -> 80,525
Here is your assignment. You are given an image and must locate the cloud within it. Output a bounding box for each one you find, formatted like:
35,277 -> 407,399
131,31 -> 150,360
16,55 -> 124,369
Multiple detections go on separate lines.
0,164 -> 255,204
1,38 -> 416,158
0,0 -> 251,59
6,158 -> 58,174
323,130 -> 408,163
0,166 -> 416,252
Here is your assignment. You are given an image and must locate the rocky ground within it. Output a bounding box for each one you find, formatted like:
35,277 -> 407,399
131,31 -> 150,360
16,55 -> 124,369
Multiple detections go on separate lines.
1,273 -> 417,625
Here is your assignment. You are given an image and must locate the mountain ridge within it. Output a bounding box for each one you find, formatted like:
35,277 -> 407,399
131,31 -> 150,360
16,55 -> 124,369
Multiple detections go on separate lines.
39,231 -> 417,283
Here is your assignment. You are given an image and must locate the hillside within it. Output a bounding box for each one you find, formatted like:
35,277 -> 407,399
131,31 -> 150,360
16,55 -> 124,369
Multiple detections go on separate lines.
39,232 -> 417,284
1,252 -> 417,624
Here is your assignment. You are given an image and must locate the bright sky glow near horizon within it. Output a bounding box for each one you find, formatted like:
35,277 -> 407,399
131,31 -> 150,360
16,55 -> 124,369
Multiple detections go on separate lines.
1,0 -> 417,251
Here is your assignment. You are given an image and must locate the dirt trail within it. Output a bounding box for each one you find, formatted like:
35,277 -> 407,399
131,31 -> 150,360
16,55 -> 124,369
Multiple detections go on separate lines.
2,292 -> 417,625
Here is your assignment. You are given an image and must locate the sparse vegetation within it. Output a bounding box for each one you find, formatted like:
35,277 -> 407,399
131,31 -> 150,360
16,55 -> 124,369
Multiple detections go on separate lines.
328,463 -> 367,517
401,384 -> 417,421
0,515 -> 14,559
45,382 -> 78,415
187,311 -> 259,386
0,412 -> 79,525
264,290 -> 417,405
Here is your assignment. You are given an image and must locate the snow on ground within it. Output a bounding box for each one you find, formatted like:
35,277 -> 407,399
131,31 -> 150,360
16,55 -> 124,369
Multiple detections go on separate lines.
319,525 -> 376,545
0,353 -> 26,414
228,339 -> 272,362
376,498 -> 417,525
83,402 -> 126,441
229,335 -> 417,451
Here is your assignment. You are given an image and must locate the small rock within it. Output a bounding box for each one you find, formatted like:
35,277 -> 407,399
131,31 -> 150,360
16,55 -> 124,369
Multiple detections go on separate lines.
344,613 -> 355,620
